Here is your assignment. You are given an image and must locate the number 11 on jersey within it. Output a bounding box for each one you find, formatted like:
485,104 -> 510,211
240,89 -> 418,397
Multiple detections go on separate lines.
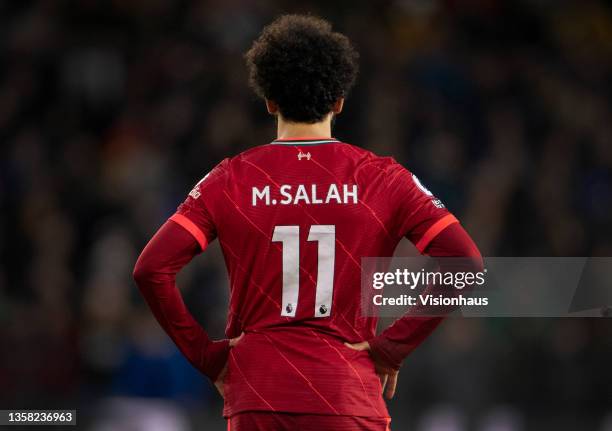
272,225 -> 336,318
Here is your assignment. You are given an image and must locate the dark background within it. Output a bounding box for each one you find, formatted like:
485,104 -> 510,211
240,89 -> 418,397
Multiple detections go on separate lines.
1,0 -> 611,430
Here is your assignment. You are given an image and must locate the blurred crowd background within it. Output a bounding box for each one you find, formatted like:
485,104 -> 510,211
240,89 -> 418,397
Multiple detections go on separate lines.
1,0 -> 611,430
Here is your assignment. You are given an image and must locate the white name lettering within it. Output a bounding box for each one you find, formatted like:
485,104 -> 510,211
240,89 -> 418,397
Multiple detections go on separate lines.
252,186 -> 270,206
252,184 -> 358,206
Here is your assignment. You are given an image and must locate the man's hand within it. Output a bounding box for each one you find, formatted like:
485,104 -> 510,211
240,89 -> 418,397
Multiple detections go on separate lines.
214,332 -> 244,398
345,341 -> 399,399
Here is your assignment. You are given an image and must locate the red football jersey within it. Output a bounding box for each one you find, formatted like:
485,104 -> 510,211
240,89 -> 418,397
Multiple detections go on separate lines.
170,137 -> 452,418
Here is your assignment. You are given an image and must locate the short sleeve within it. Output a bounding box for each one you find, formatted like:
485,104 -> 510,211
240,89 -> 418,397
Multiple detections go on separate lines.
169,159 -> 229,251
385,161 -> 458,253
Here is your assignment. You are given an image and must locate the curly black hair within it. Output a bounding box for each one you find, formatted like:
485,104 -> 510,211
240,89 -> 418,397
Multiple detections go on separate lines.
245,15 -> 359,123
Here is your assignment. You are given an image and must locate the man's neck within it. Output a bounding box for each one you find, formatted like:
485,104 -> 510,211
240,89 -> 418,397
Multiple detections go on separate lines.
276,115 -> 332,140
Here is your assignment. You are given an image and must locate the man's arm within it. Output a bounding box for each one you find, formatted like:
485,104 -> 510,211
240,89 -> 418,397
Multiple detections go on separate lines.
368,222 -> 483,370
346,222 -> 483,398
132,220 -> 230,381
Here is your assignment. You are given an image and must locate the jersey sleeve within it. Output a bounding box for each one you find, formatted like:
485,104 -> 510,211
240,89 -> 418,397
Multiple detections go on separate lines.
169,159 -> 229,250
385,160 -> 458,252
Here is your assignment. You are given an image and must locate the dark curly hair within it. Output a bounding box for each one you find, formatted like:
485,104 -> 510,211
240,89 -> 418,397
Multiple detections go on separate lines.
245,15 -> 359,123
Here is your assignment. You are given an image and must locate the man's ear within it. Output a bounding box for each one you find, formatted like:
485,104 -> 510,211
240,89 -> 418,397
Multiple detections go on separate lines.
332,98 -> 344,114
266,99 -> 279,115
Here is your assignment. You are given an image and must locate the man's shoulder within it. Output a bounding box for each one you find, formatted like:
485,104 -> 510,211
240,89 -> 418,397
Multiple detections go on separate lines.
348,147 -> 410,184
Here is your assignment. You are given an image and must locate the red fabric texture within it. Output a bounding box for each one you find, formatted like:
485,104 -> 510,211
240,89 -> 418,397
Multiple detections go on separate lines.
228,411 -> 391,431
170,142 -> 454,418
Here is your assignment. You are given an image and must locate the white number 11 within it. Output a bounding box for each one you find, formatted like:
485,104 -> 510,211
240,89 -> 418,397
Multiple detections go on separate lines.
272,225 -> 335,318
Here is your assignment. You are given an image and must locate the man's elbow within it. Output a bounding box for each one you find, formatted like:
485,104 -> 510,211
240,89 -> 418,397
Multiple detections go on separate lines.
457,236 -> 484,273
471,251 -> 484,273
133,254 -> 156,288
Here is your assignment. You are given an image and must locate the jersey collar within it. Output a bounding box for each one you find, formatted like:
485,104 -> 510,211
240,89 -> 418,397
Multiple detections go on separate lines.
271,137 -> 340,145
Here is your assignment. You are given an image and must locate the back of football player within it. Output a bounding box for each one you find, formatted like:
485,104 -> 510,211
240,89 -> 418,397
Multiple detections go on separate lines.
134,15 -> 482,431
